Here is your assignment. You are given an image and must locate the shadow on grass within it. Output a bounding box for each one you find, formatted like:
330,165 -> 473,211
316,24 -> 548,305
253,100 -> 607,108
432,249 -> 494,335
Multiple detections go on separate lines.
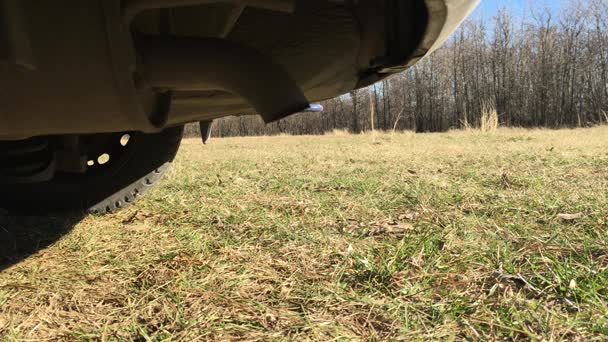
0,209 -> 84,271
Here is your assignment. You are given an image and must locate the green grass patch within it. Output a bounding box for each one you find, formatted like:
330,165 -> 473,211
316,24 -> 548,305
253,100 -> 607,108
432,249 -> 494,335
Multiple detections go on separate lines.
1,127 -> 607,340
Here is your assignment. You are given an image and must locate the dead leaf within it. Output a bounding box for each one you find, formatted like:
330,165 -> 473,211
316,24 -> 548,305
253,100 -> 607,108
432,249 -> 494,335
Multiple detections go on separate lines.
124,223 -> 149,233
366,220 -> 413,238
399,211 -> 420,221
339,219 -> 360,234
280,281 -> 294,296
557,213 -> 583,221
346,244 -> 354,254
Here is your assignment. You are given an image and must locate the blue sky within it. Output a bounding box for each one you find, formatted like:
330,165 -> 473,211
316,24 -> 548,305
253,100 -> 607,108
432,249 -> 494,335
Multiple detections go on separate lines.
471,0 -> 562,19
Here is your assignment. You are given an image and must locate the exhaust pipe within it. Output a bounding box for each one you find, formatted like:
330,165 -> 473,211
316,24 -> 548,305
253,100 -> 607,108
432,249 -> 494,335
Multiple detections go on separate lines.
138,36 -> 310,123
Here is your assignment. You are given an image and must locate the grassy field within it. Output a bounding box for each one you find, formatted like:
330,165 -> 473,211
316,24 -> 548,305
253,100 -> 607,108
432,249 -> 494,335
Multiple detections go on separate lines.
1,127 -> 608,340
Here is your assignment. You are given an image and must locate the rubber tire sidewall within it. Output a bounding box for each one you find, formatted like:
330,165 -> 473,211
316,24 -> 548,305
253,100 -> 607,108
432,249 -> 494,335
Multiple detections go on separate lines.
0,126 -> 184,214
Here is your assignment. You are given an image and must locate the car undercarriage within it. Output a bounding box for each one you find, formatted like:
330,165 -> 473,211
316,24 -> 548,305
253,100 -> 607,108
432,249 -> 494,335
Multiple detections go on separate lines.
0,0 -> 478,212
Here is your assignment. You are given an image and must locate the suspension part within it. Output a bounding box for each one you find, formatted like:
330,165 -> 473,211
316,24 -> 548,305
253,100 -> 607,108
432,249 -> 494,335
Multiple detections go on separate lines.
0,137 -> 55,183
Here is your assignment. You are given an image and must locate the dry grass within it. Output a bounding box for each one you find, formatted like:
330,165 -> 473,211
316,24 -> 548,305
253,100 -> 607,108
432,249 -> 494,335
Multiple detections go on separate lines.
328,128 -> 351,136
480,104 -> 499,133
460,104 -> 500,133
1,127 -> 608,340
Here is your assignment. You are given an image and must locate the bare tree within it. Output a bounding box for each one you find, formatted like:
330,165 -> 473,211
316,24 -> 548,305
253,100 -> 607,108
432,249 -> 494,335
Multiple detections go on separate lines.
186,0 -> 608,138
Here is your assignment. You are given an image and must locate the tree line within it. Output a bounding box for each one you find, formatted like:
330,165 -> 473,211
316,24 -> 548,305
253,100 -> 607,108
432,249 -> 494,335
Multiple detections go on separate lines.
185,0 -> 608,137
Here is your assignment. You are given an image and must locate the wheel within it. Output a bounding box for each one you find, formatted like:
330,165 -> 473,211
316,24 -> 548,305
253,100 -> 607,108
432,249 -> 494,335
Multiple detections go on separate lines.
0,126 -> 184,214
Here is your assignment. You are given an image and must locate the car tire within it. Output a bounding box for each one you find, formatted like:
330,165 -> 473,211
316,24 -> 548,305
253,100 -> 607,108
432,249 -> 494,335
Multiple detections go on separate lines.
0,126 -> 184,214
